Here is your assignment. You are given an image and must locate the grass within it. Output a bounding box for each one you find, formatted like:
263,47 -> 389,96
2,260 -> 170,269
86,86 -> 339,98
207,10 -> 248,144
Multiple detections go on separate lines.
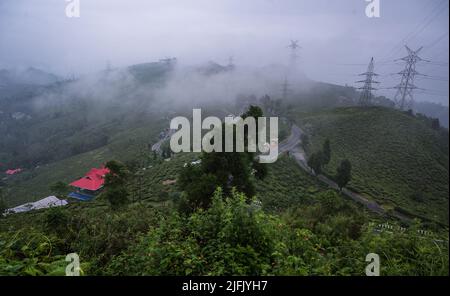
2,121 -> 167,206
294,106 -> 449,225
256,154 -> 328,212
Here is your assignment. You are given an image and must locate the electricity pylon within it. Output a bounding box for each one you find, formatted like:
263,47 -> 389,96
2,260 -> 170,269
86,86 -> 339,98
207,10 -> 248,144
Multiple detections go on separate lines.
287,40 -> 301,67
356,57 -> 379,106
393,46 -> 427,111
281,77 -> 291,100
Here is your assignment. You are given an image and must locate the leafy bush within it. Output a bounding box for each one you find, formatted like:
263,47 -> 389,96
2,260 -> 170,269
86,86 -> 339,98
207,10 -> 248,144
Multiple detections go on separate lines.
105,188 -> 324,275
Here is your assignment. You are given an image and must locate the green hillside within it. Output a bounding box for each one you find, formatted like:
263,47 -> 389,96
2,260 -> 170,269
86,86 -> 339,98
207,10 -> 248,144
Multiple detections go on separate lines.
2,121 -> 166,206
1,150 -> 447,276
296,106 -> 449,225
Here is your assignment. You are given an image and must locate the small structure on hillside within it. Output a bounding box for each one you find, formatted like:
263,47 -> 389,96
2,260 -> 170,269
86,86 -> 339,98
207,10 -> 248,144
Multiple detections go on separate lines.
5,168 -> 22,175
162,179 -> 177,186
183,159 -> 201,167
5,196 -> 68,215
68,167 -> 110,201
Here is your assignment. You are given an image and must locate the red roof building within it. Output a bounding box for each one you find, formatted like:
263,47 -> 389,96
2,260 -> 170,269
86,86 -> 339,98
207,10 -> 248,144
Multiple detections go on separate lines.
6,168 -> 22,175
70,167 -> 110,191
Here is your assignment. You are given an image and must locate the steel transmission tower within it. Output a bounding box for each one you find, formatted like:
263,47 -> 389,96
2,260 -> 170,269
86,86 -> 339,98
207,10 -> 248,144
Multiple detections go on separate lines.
393,46 -> 427,110
356,57 -> 379,106
287,40 -> 301,68
281,77 -> 291,100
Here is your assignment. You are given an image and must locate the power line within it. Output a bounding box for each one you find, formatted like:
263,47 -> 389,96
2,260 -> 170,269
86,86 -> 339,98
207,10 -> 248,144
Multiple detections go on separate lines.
424,31 -> 449,51
378,0 -> 448,62
374,0 -> 431,61
416,76 -> 449,82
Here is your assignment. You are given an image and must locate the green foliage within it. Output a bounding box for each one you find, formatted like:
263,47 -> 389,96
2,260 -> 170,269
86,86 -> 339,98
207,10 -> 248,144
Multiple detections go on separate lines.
105,188 -> 322,275
0,184 -> 447,276
2,119 -> 166,207
307,151 -> 324,175
306,139 -> 331,175
178,164 -> 218,211
0,188 -> 6,215
0,200 -> 162,275
43,206 -> 69,236
322,138 -> 331,165
177,105 -> 267,212
104,160 -> 130,210
0,102 -> 448,275
298,106 -> 449,225
0,199 -> 5,216
0,229 -> 68,275
49,181 -> 70,198
105,189 -> 449,276
255,155 -> 326,212
335,159 -> 352,190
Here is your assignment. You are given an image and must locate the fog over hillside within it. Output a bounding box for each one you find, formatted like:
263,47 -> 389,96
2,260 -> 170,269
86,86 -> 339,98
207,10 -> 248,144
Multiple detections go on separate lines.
0,1 -> 448,279
0,0 -> 448,106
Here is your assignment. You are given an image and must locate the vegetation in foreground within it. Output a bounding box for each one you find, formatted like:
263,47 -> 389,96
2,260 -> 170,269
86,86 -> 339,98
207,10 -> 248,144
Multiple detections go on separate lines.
0,187 -> 447,276
0,105 -> 448,276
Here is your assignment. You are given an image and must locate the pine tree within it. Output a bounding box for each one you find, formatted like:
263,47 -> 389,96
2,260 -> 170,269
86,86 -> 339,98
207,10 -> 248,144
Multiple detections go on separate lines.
336,159 -> 352,191
104,160 -> 130,210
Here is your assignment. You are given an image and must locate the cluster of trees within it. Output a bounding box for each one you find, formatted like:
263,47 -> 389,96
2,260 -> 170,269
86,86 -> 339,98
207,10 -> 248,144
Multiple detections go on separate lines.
307,139 -> 331,175
102,160 -> 131,210
177,106 -> 267,212
306,139 -> 351,190
234,95 -> 283,117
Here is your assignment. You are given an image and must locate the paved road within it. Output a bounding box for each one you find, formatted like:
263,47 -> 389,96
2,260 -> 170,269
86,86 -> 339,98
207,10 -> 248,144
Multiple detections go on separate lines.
279,124 -> 303,153
151,129 -> 176,152
279,124 -> 390,218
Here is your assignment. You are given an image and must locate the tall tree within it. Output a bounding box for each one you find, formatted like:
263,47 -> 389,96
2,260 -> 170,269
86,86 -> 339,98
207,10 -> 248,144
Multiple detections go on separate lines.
307,151 -> 324,175
336,159 -> 352,191
104,160 -> 130,210
178,105 -> 267,212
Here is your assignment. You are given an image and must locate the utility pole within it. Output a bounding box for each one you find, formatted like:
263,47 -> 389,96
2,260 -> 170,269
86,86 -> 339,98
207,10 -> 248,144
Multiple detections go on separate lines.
356,57 -> 379,106
393,46 -> 427,111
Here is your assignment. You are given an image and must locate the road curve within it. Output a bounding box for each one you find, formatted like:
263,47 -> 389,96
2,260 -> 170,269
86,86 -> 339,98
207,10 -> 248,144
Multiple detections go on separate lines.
279,124 -> 390,218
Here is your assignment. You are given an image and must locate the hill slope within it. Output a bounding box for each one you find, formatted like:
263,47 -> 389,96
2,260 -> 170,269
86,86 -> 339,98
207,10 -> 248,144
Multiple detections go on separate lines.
296,106 -> 449,225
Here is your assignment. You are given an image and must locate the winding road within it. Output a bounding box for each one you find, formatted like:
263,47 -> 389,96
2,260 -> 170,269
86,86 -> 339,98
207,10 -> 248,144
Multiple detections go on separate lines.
151,129 -> 176,153
279,124 -> 391,218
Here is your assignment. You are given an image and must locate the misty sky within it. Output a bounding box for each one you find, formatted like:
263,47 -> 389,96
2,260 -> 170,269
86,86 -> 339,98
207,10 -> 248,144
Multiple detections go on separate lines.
0,0 -> 448,105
